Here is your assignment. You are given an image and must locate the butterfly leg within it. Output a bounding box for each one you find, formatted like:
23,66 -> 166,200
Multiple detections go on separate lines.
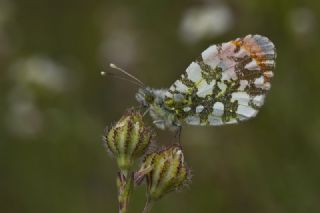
174,125 -> 183,144
143,108 -> 150,117
153,120 -> 165,130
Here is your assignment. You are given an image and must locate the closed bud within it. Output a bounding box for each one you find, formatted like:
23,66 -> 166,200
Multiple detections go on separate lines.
104,109 -> 154,171
141,144 -> 191,201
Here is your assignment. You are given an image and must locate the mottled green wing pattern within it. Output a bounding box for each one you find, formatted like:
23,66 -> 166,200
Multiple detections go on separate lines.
164,35 -> 276,126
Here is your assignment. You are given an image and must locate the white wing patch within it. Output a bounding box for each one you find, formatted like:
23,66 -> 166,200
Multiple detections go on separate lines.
196,80 -> 216,98
237,105 -> 257,118
175,80 -> 189,93
201,45 -> 220,68
186,115 -> 201,125
245,60 -> 259,70
213,102 -> 224,116
186,62 -> 202,83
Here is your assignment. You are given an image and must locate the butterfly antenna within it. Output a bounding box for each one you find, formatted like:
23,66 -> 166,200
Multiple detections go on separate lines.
109,63 -> 145,87
100,71 -> 144,88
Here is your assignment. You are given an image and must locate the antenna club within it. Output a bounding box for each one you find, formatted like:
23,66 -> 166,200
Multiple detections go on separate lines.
101,71 -> 106,76
110,63 -> 117,69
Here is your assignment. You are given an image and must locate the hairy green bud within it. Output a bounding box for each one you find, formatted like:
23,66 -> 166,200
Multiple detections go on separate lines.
141,144 -> 191,201
104,109 -> 154,171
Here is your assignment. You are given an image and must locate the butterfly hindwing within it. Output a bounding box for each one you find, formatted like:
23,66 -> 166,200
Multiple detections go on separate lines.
164,34 -> 276,126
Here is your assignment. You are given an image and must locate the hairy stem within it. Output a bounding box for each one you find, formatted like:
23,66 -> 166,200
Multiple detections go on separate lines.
143,197 -> 153,213
117,170 -> 133,213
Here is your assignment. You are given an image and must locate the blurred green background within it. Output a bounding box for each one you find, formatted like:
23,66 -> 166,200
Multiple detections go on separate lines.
1,0 -> 320,212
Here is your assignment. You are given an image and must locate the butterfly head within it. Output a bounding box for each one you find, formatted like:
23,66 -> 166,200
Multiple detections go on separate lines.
136,88 -> 167,108
136,88 -> 151,107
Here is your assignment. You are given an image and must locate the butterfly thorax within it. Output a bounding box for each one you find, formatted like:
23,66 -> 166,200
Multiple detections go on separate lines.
136,88 -> 180,131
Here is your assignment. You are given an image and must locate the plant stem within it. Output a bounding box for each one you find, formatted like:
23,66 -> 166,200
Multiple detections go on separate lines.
117,170 -> 133,213
143,197 -> 153,213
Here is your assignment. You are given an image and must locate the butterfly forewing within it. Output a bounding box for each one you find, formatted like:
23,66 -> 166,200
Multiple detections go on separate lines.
164,34 -> 276,126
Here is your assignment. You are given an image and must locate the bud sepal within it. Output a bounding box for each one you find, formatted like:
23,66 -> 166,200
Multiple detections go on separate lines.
104,109 -> 155,171
141,144 -> 192,201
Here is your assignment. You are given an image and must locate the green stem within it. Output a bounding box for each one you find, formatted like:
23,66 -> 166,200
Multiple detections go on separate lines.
117,170 -> 133,213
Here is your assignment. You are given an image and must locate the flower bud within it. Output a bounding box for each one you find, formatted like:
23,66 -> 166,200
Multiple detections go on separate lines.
141,144 -> 191,201
104,109 -> 154,171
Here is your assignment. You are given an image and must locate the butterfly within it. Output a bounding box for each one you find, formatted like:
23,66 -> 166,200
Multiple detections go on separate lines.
107,35 -> 276,131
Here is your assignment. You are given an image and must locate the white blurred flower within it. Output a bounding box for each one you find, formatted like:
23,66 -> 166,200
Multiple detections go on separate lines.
5,87 -> 44,138
180,4 -> 233,43
99,8 -> 139,67
288,8 -> 316,36
9,56 -> 69,93
5,56 -> 72,137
